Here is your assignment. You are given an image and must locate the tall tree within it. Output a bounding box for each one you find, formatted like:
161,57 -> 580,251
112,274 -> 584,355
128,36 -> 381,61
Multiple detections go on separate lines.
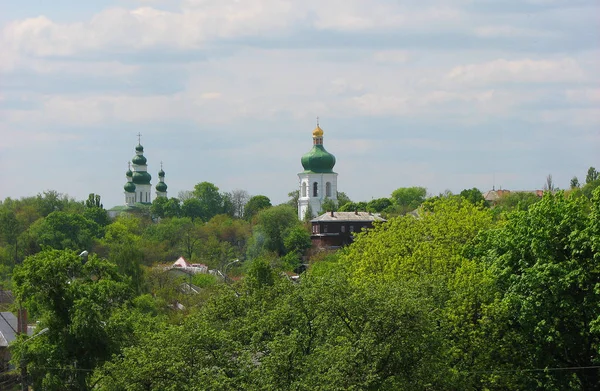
586,166 -> 598,184
192,182 -> 225,222
390,187 -> 427,214
12,249 -> 134,390
244,195 -> 272,221
570,176 -> 580,189
228,189 -> 250,219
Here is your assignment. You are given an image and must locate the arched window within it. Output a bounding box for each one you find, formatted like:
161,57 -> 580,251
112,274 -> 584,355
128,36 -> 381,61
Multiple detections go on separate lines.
302,182 -> 307,197
313,182 -> 318,197
326,182 -> 332,197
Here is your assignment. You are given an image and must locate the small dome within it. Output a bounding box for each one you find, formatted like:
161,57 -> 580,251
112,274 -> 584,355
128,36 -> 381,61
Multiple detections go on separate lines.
158,169 -> 165,177
301,145 -> 336,173
126,169 -> 133,177
312,125 -> 324,137
132,171 -> 152,185
132,154 -> 147,165
156,182 -> 168,192
135,144 -> 144,152
124,182 -> 136,193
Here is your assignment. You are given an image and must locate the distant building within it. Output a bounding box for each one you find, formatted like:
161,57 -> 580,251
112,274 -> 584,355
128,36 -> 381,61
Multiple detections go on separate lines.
108,134 -> 168,218
483,188 -> 544,206
310,211 -> 386,249
298,121 -> 338,220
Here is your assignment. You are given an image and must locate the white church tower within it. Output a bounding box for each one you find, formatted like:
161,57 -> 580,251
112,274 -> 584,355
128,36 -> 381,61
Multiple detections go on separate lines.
298,121 -> 338,220
125,134 -> 153,204
155,162 -> 168,199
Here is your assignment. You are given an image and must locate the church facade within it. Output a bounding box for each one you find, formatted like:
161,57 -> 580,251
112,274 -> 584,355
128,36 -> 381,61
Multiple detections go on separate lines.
298,123 -> 338,220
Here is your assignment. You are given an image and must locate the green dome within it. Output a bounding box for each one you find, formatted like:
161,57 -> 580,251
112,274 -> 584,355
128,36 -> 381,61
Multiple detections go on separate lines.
126,169 -> 133,177
132,171 -> 152,185
132,154 -> 147,165
158,169 -> 165,177
135,144 -> 144,152
156,182 -> 167,192
301,145 -> 336,173
124,182 -> 136,193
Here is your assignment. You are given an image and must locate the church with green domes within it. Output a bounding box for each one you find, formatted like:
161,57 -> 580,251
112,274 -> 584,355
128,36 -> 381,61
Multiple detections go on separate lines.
298,122 -> 338,219
122,136 -> 168,206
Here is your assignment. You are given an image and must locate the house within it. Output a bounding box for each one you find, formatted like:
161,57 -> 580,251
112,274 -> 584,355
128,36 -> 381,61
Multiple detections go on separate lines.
0,310 -> 29,372
483,188 -> 544,206
169,257 -> 208,274
310,211 -> 386,249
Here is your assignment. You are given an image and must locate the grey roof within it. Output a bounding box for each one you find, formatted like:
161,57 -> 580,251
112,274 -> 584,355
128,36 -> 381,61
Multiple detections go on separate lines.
0,312 -> 18,347
311,211 -> 386,223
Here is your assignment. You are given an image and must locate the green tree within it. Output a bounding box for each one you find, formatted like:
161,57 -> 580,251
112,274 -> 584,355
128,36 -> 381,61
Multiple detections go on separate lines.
390,186 -> 427,214
570,176 -> 580,189
12,249 -> 134,390
319,197 -> 338,214
287,190 -> 299,210
28,211 -> 101,252
586,166 -> 598,184
336,191 -> 352,208
251,205 -> 299,257
494,191 -> 541,212
244,195 -> 272,221
367,197 -> 392,212
459,187 -> 488,207
182,198 -> 203,221
469,190 -> 600,389
192,182 -> 226,221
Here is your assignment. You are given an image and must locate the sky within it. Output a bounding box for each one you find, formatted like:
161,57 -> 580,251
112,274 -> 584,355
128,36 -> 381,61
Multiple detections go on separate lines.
0,0 -> 598,208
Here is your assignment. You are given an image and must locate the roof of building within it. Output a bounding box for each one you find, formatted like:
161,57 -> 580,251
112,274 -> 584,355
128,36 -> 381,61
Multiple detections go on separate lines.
0,312 -> 17,347
311,211 -> 386,223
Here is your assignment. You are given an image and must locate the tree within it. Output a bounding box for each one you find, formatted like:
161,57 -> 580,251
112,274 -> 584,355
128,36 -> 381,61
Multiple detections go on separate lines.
192,182 -> 226,222
84,193 -> 103,209
251,205 -> 299,256
244,195 -> 272,221
182,198 -> 203,221
570,176 -> 580,189
228,189 -> 250,218
12,249 -> 134,390
469,190 -> 600,389
287,190 -> 299,210
459,188 -> 487,207
0,208 -> 21,265
586,166 -> 598,184
319,198 -> 338,214
494,191 -> 541,212
336,191 -> 352,208
390,187 -> 427,214
543,173 -> 555,192
28,211 -> 101,252
283,226 -> 311,270
367,197 -> 392,213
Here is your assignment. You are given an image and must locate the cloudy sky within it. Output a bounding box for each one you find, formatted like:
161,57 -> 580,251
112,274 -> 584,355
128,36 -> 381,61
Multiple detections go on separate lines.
1,0 -> 598,208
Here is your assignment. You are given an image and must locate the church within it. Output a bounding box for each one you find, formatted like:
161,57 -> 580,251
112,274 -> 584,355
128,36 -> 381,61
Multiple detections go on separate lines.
108,136 -> 168,217
297,122 -> 338,220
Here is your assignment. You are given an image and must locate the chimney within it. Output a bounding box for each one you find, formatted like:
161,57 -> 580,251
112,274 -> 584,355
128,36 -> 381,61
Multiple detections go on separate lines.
355,210 -> 358,215
330,211 -> 334,217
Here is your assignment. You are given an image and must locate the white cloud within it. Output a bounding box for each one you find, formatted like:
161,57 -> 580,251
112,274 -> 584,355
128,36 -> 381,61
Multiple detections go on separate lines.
473,25 -> 559,38
373,50 -> 411,64
446,58 -> 586,84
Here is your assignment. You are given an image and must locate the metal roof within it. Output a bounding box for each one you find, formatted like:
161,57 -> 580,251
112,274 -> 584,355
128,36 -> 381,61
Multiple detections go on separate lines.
311,211 -> 386,222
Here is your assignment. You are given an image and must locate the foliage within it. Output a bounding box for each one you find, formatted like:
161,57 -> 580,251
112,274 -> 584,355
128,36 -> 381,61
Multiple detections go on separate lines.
12,249 -> 134,390
570,176 -> 580,189
192,182 -> 227,222
336,191 -> 352,208
494,191 -> 541,212
586,166 -> 598,184
244,195 -> 272,221
467,190 -> 600,389
28,211 -> 101,252
366,197 -> 392,213
390,186 -> 427,210
319,197 -> 338,214
459,187 -> 488,207
251,205 -> 300,257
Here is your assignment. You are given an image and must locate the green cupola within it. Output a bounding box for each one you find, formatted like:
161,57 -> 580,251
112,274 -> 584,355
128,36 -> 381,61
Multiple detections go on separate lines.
124,182 -> 136,193
156,182 -> 167,192
301,124 -> 336,173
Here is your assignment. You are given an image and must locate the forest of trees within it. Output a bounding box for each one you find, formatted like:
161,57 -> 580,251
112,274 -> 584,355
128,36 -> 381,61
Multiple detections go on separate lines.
1,168 -> 600,390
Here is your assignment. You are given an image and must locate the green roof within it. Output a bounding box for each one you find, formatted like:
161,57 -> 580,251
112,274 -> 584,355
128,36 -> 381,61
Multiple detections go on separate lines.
301,145 -> 336,173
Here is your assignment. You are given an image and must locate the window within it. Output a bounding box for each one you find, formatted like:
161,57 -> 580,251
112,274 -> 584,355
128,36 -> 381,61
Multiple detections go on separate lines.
313,182 -> 318,197
302,182 -> 307,197
326,182 -> 331,197
324,225 -> 328,233
341,225 -> 346,233
349,225 -> 354,232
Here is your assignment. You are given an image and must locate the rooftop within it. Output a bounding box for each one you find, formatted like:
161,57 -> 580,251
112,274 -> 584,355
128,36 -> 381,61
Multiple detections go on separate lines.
311,211 -> 386,223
